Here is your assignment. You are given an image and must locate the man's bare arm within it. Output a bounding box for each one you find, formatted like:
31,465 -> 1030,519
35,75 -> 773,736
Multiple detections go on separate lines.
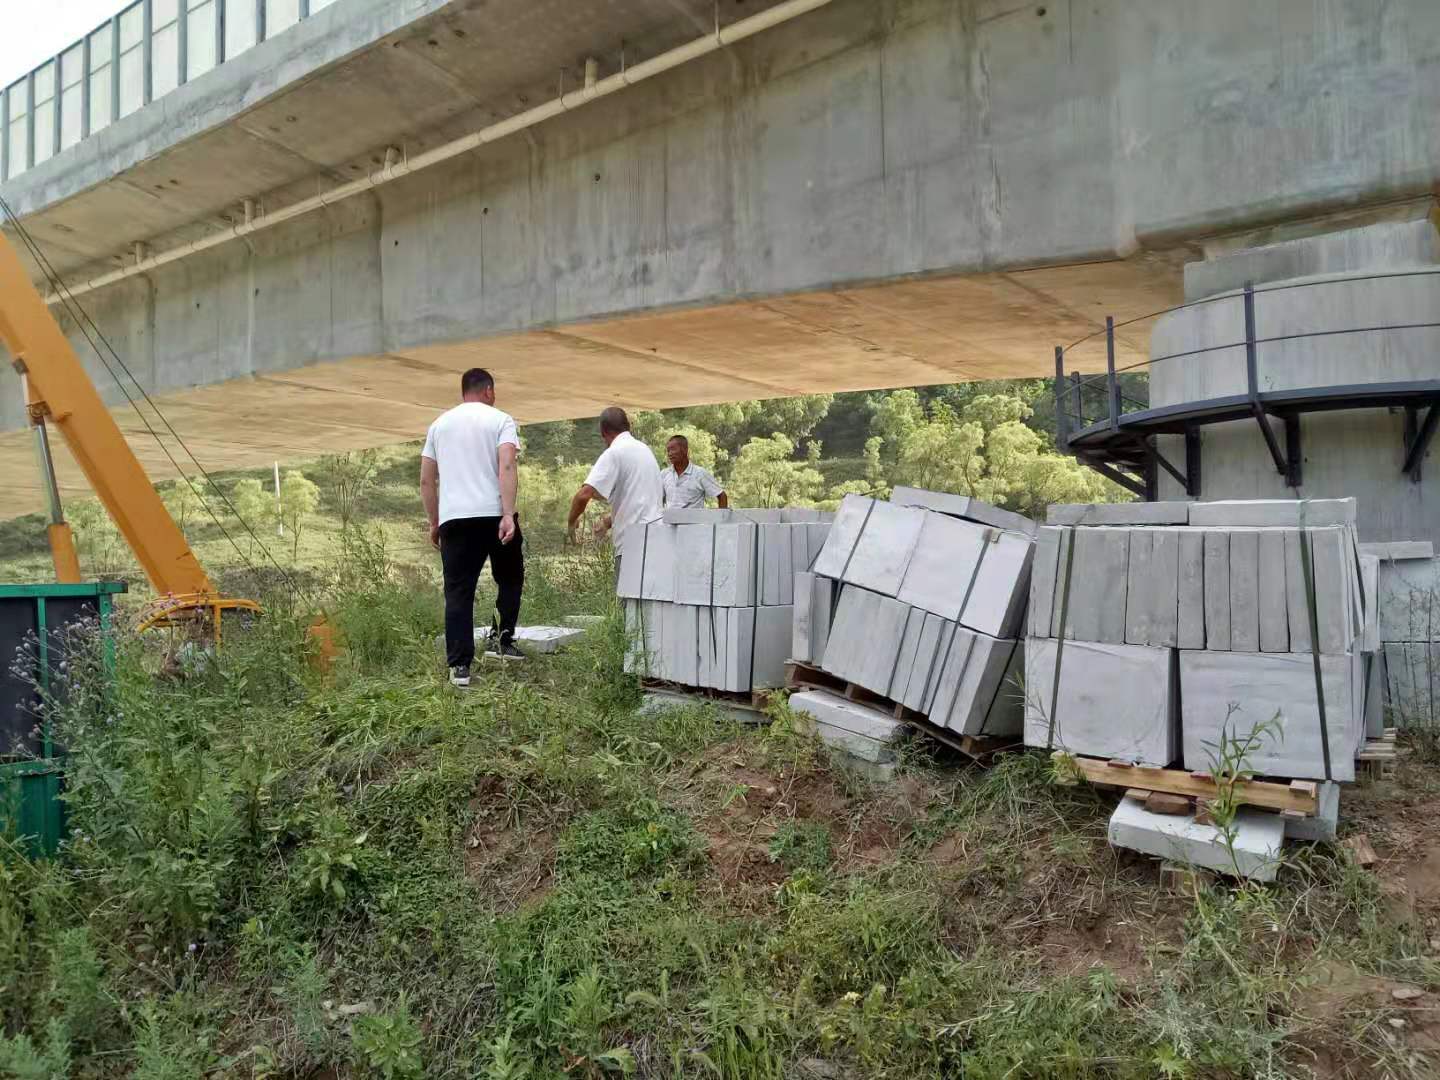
498,444 -> 519,543
716,491 -> 729,509
420,456 -> 441,546
568,484 -> 604,537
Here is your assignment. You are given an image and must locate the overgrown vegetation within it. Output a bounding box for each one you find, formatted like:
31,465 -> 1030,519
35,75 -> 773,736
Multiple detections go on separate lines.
0,534 -> 1434,1077
1,377 -> 1437,1077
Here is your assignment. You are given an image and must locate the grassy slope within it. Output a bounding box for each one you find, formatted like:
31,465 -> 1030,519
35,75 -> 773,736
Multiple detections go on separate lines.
1,451 -> 1439,1078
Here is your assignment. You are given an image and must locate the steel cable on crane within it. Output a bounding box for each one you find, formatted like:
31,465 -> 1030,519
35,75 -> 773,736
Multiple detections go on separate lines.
0,194 -> 302,599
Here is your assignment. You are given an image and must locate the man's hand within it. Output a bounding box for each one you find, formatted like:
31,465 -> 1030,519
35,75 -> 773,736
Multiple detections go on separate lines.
498,513 -> 517,545
429,522 -> 441,549
591,516 -> 609,540
567,484 -> 603,544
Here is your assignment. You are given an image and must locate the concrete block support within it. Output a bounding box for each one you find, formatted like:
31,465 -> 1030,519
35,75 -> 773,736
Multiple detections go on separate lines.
1068,528 -> 1129,643
1048,502 -> 1190,526
1030,526 -> 1063,637
902,614 -> 949,714
792,571 -> 834,665
1283,781 -> 1341,843
822,586 -> 908,695
1149,528 -> 1181,648
713,523 -> 757,607
790,690 -> 905,765
675,524 -> 715,606
641,524 -> 677,602
889,486 -> 1038,536
753,605 -> 793,689
1125,528 -> 1154,645
1109,799 -> 1284,883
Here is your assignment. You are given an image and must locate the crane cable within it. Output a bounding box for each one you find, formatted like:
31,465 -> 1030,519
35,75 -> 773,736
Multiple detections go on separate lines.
0,194 -> 302,599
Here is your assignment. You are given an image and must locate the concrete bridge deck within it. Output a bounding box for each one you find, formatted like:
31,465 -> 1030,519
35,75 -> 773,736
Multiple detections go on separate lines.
2,0 -> 1438,518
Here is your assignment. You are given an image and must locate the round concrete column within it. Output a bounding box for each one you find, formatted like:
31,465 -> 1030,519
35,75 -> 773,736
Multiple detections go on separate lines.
1149,220 -> 1440,543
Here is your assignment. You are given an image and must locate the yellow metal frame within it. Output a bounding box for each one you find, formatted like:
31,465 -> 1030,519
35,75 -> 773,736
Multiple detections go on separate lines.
0,230 -> 259,635
137,594 -> 263,644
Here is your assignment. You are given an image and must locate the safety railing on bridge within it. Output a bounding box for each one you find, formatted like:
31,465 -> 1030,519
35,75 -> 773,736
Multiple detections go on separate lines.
1052,268 -> 1440,499
1,0 -> 342,183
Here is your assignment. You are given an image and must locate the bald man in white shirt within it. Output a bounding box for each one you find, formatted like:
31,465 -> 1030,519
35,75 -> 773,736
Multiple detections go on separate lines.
567,407 -> 663,579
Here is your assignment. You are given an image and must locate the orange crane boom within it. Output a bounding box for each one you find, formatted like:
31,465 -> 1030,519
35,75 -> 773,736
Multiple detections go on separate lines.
0,229 -> 258,637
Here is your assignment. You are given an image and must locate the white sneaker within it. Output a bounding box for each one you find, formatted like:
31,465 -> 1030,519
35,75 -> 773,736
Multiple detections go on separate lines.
450,665 -> 471,687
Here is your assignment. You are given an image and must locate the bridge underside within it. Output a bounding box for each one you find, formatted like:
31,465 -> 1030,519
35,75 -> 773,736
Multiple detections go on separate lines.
0,256 -> 1173,520
3,0 -> 1437,518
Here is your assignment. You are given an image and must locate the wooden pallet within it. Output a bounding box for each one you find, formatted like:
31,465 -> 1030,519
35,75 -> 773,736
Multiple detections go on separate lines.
640,680 -> 773,721
1357,729 -> 1400,779
1053,752 -> 1321,817
785,661 -> 918,721
1159,862 -> 1216,895
907,715 -> 1022,763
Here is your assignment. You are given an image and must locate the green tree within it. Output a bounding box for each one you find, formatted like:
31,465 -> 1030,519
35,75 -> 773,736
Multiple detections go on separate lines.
891,403 -> 985,494
66,498 -> 126,577
317,450 -> 379,532
633,396 -> 834,460
881,392 -> 1127,517
232,478 -> 275,533
521,418 -> 601,467
232,478 -> 277,561
279,471 -> 321,560
728,434 -> 825,508
825,435 -> 890,505
160,480 -> 206,539
517,461 -> 599,545
871,389 -> 926,457
684,395 -> 833,449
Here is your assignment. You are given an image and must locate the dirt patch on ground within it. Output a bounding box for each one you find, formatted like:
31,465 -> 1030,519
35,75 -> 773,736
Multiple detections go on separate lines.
1345,761 -> 1440,934
1287,958 -> 1440,1078
833,773 -> 937,872
461,775 -> 558,912
921,805 -> 1190,986
681,742 -> 942,911
687,743 -> 844,911
1276,760 -> 1440,1075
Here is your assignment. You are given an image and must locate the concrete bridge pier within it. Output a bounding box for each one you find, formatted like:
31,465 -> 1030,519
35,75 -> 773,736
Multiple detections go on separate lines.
1066,208 -> 1440,544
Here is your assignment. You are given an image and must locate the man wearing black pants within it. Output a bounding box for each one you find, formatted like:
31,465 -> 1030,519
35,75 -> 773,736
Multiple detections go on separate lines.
421,368 -> 525,686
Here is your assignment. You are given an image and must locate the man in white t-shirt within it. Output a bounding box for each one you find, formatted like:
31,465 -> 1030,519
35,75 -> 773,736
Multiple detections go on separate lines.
661,434 -> 728,510
566,407 -> 663,578
421,367 -> 524,685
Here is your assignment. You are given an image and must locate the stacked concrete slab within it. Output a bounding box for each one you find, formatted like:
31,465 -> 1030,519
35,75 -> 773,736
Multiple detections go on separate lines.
788,492 -> 1036,757
618,509 -> 831,692
1034,499 -> 1379,881
1027,498 -> 1369,782
1360,541 -> 1440,728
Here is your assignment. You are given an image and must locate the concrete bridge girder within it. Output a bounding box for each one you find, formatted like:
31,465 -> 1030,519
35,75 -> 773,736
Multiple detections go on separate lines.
2,0 -> 1440,519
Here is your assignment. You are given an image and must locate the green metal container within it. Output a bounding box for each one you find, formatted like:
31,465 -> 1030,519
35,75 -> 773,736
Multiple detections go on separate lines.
0,582 -> 125,859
